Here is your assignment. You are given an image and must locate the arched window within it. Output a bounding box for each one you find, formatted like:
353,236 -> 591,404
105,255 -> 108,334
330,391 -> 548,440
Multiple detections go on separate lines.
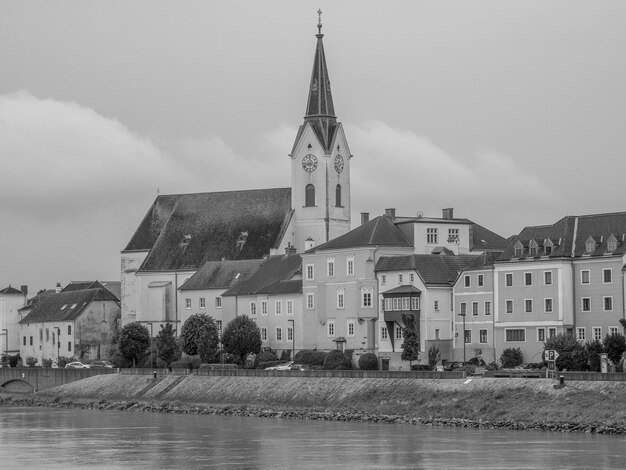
305,184 -> 315,207
335,184 -> 342,207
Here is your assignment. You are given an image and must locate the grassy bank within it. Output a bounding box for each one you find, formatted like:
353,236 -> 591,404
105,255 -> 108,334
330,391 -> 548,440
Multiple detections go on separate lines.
4,375 -> 626,434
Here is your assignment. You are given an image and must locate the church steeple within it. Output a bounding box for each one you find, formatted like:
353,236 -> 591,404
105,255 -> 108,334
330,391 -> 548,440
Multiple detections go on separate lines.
304,10 -> 337,153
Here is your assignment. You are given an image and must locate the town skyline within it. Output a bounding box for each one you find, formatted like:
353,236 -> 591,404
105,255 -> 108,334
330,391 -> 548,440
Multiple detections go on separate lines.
1,1 -> 625,293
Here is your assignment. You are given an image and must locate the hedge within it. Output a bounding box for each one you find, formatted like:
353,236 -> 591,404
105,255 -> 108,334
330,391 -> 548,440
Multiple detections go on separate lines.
294,350 -> 327,366
198,363 -> 239,370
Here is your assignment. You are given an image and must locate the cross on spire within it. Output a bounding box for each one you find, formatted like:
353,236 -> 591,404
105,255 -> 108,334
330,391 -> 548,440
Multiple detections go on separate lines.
317,9 -> 322,34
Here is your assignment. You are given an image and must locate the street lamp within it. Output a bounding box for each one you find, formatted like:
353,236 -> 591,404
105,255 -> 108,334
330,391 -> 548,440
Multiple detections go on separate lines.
54,327 -> 61,364
1,329 -> 8,361
287,319 -> 295,360
458,311 -> 467,364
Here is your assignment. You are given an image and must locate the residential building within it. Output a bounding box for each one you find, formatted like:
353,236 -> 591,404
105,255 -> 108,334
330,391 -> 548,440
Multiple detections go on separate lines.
0,285 -> 27,356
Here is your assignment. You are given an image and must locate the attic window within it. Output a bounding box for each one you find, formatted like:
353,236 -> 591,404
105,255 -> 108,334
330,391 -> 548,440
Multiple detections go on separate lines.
60,304 -> 67,310
180,234 -> 192,247
544,238 -> 554,256
70,303 -> 77,309
607,235 -> 618,253
528,239 -> 538,257
514,241 -> 524,258
236,232 -> 249,251
585,237 -> 596,255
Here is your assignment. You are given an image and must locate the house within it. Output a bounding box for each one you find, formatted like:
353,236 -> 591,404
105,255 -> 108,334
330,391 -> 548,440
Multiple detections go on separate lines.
121,23 -> 353,335
18,286 -> 120,364
0,285 -> 27,356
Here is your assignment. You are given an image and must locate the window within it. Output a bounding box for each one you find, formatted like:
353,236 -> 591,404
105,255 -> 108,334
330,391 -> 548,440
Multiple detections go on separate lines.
593,327 -> 602,341
544,271 -> 552,285
347,256 -> 354,276
586,238 -> 596,254
480,329 -> 488,344
506,300 -> 514,314
582,298 -> 591,312
464,330 -> 471,344
478,274 -> 484,287
287,326 -> 293,341
514,243 -> 523,258
261,300 -> 268,315
409,273 -> 415,283
306,264 -> 314,280
609,326 -> 619,336
464,275 -> 470,287
30,336 -> 33,346
604,296 -> 613,311
427,228 -> 438,244
337,289 -> 345,309
347,318 -> 355,337
216,320 -> 222,332
335,184 -> 342,207
216,297 -> 222,309
537,328 -> 545,342
261,328 -> 267,341
524,272 -> 532,286
411,297 -> 419,310
392,298 -> 401,311
434,300 -> 439,311
484,301 -> 491,316
305,184 -> 315,206
384,298 -> 392,311
327,319 -> 335,337
60,304 -> 67,310
448,228 -> 459,242
185,298 -> 191,309
250,302 -> 257,315
199,298 -> 206,309
381,326 -> 388,340
581,270 -> 590,284
275,300 -> 282,315
46,328 -> 49,342
577,327 -> 586,341
544,298 -> 553,313
361,287 -> 373,308
472,302 -> 479,316
327,257 -> 335,277
505,329 -> 526,342
395,274 -> 402,285
435,328 -> 440,340
276,327 -> 282,341
460,302 -> 467,316
525,299 -> 533,313
287,300 -> 293,315
548,327 -> 556,338
381,274 -> 386,285
68,342 -> 71,352
607,236 -> 618,252
395,325 -> 403,340
68,325 -> 71,335
306,293 -> 314,309
23,336 -> 26,346
505,273 -> 513,287
39,329 -> 43,341
603,268 -> 612,284
402,297 -> 410,310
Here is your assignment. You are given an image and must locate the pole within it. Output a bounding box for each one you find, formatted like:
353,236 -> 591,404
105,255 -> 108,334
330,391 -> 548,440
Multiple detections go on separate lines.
288,319 -> 295,360
55,327 -> 60,364
1,329 -> 7,361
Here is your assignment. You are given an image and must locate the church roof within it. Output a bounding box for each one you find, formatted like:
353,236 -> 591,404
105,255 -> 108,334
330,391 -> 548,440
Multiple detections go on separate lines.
223,254 -> 302,297
179,259 -> 265,291
308,216 -> 413,252
19,287 -> 118,324
0,286 -> 23,295
125,188 -> 293,272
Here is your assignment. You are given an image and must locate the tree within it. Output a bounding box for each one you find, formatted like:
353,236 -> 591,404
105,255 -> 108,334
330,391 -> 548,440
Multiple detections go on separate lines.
603,333 -> 626,366
500,348 -> 523,368
585,340 -> 604,372
156,323 -> 181,367
358,353 -> 378,370
544,333 -> 588,371
323,350 -> 352,370
620,318 -> 626,334
428,343 -> 441,370
197,324 -> 220,363
401,312 -> 420,366
221,315 -> 262,365
180,314 -> 219,357
118,322 -> 150,367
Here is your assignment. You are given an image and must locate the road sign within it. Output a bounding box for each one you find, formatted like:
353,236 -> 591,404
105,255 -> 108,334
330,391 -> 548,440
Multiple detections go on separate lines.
548,361 -> 556,371
545,350 -> 560,361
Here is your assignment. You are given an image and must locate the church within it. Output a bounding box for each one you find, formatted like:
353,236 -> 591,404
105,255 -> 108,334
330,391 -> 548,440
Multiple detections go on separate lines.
121,20 -> 352,328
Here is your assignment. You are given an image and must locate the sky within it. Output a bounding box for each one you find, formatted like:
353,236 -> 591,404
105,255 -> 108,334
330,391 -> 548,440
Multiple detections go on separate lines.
1,1 -> 625,294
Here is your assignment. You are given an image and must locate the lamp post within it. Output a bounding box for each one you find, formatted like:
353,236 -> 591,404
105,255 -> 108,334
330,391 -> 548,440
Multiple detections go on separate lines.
1,329 -> 8,362
54,327 -> 60,365
458,312 -> 467,364
287,319 -> 295,360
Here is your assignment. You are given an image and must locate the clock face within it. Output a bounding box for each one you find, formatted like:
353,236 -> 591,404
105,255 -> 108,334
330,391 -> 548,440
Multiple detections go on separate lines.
302,154 -> 318,172
334,154 -> 344,173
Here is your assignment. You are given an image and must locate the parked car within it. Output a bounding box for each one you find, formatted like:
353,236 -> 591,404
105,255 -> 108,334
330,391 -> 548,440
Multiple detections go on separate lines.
65,361 -> 90,369
90,360 -> 114,369
442,361 -> 465,372
265,361 -> 294,371
288,364 -> 310,371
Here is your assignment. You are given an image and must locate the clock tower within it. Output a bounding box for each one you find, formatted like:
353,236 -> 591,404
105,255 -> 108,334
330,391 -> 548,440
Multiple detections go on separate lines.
290,14 -> 352,252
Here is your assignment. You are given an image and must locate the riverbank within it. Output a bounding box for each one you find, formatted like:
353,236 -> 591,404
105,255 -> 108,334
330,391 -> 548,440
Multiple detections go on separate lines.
3,374 -> 626,434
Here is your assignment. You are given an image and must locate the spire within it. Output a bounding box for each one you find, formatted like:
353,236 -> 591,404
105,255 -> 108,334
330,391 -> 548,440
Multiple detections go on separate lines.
304,9 -> 337,152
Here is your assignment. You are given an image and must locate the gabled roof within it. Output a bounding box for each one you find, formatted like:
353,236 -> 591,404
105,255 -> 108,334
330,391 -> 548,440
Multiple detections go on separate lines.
0,286 -> 23,295
498,212 -> 626,262
125,188 -> 293,272
19,289 -> 56,312
179,259 -> 265,291
61,281 -> 121,301
381,285 -> 422,295
223,254 -> 302,297
376,254 -> 481,287
308,216 -> 412,252
19,287 -> 118,324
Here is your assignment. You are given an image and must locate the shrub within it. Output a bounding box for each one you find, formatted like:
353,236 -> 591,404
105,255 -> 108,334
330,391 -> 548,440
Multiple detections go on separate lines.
42,358 -> 54,368
8,354 -> 21,368
280,350 -> 292,361
586,340 -> 604,372
467,357 -> 486,366
411,364 -> 431,371
294,350 -> 327,366
603,333 -> 626,367
26,356 -> 37,367
198,363 -> 239,370
323,350 -> 352,370
358,353 -> 378,370
57,356 -> 73,368
428,344 -> 441,370
254,351 -> 278,368
500,348 -> 523,368
401,312 -> 420,365
544,333 -> 588,371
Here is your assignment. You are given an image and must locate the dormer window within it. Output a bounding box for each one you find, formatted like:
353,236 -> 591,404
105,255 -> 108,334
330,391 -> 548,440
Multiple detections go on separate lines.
60,304 -> 67,310
528,239 -> 538,257
514,240 -> 524,258
544,238 -> 554,256
606,235 -> 618,253
585,236 -> 596,255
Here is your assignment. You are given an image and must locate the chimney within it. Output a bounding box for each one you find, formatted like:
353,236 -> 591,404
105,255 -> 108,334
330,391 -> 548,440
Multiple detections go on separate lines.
360,212 -> 370,225
284,242 -> 296,255
384,208 -> 396,218
442,208 -> 454,220
305,238 -> 315,251
55,282 -> 62,293
20,285 -> 28,296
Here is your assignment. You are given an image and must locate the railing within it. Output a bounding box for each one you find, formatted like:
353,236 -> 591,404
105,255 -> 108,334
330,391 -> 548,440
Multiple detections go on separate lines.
560,371 -> 626,382
193,369 -> 466,379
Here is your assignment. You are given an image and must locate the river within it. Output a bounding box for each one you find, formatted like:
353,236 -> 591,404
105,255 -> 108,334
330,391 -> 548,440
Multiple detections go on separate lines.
0,407 -> 624,469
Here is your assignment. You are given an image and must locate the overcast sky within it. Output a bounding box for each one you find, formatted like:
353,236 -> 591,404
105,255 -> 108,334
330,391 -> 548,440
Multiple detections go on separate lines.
1,1 -> 625,294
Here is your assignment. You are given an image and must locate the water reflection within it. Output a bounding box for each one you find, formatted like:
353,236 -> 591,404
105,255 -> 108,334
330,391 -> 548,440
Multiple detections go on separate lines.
0,407 -> 623,469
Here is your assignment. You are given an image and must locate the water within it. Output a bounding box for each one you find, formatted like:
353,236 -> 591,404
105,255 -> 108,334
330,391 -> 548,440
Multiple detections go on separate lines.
0,407 -> 624,469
